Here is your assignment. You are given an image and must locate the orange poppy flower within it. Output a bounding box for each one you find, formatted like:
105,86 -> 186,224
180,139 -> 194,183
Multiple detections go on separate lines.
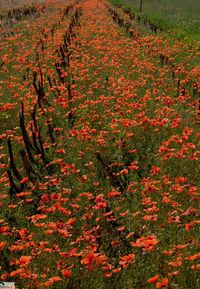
61,269 -> 72,278
156,278 -> 169,288
147,274 -> 159,283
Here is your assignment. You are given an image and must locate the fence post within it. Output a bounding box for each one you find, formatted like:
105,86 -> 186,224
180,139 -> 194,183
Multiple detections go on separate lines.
140,0 -> 143,14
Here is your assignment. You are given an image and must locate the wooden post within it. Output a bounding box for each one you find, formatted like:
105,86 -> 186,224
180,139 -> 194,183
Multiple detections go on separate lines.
140,0 -> 143,15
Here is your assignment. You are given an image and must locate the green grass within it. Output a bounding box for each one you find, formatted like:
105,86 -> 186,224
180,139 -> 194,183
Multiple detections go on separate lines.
111,0 -> 200,39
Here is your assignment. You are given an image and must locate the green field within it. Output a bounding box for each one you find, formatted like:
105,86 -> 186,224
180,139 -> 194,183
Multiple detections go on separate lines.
111,0 -> 200,38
